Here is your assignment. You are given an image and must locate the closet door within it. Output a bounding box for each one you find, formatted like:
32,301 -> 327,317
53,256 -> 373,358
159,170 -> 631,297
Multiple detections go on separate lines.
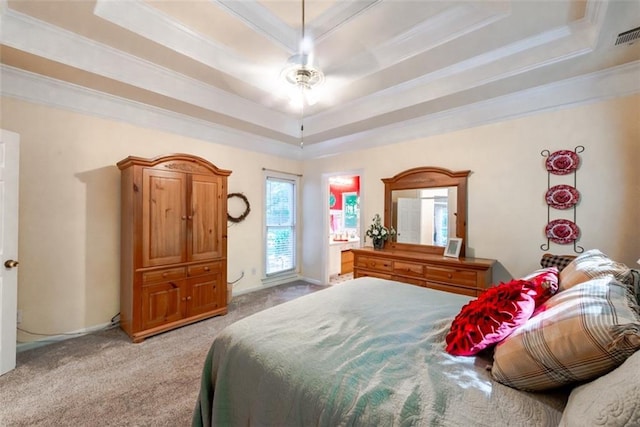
142,169 -> 187,267
189,174 -> 224,261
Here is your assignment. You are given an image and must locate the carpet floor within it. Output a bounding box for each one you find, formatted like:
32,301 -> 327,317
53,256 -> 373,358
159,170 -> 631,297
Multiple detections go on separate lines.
0,281 -> 327,427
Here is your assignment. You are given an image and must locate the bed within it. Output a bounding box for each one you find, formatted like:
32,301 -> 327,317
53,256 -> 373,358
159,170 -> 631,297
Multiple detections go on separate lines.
193,251 -> 640,427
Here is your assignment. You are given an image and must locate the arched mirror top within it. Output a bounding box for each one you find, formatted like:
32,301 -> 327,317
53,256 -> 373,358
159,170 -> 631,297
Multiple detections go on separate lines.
383,167 -> 470,256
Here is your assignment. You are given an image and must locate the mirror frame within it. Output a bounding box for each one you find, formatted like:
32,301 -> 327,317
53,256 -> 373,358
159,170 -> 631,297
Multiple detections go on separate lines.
383,167 -> 470,257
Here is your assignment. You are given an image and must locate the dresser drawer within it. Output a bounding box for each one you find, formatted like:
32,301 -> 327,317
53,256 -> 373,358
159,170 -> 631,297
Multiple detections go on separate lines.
142,267 -> 186,285
188,262 -> 222,277
355,269 -> 393,280
425,281 -> 478,297
426,266 -> 477,287
393,261 -> 424,278
355,256 -> 393,272
395,275 -> 427,287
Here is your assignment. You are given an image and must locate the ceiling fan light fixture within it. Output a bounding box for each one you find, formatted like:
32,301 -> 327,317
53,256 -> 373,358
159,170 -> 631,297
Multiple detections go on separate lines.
280,54 -> 325,107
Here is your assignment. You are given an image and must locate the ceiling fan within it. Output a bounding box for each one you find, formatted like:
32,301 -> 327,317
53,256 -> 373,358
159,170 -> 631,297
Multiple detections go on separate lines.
279,0 -> 325,109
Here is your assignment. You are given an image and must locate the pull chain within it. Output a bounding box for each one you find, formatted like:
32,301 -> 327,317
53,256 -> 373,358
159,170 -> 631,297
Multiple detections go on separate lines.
300,92 -> 305,149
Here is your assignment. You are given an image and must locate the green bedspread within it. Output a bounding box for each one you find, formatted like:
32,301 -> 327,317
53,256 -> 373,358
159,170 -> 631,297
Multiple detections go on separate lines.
193,277 -> 567,426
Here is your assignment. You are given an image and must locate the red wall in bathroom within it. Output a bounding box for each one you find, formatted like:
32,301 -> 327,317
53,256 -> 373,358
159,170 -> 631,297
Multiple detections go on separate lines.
329,176 -> 360,210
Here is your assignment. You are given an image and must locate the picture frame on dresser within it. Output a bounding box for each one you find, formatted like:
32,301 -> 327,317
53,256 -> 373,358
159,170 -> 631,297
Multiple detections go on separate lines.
444,238 -> 463,258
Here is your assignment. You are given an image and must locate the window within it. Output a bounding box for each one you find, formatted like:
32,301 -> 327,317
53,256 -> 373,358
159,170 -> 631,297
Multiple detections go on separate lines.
264,173 -> 298,276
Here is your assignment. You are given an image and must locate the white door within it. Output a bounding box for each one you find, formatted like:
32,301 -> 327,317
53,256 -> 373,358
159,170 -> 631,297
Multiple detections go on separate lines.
0,129 -> 19,376
397,198 -> 421,244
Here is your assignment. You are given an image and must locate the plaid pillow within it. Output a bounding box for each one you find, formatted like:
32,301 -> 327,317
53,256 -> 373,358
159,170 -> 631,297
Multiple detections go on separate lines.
540,254 -> 575,271
559,249 -> 631,291
491,276 -> 640,391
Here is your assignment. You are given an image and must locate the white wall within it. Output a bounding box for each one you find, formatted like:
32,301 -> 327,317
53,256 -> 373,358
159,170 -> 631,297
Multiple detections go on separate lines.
302,94 -> 640,283
1,97 -> 301,343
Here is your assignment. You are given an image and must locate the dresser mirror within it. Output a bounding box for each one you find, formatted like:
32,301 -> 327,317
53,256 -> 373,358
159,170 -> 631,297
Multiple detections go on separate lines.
383,167 -> 470,256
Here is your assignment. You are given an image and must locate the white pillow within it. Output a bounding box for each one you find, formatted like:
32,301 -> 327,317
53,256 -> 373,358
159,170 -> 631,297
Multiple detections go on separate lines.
559,350 -> 640,427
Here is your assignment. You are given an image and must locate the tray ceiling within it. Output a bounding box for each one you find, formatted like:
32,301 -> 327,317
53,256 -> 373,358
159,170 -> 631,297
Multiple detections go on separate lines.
1,0 -> 639,158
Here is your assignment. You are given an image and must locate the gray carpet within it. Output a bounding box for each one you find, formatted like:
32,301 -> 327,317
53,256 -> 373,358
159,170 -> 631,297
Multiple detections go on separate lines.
0,281 -> 327,427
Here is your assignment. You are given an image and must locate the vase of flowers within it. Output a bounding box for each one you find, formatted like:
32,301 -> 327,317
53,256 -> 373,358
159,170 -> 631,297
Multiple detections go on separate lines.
365,214 -> 395,250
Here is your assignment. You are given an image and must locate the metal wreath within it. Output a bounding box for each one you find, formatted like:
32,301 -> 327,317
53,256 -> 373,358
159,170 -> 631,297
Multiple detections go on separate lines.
227,192 -> 251,223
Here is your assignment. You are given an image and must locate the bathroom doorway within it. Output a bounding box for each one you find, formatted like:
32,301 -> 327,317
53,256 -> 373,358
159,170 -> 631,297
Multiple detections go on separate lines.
323,171 -> 363,285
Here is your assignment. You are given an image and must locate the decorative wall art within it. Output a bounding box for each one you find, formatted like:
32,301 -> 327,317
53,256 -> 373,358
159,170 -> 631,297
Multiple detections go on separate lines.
540,146 -> 584,253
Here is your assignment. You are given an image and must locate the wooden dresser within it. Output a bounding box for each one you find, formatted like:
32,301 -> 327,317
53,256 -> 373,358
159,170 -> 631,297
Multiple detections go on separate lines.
352,247 -> 495,296
117,153 -> 231,342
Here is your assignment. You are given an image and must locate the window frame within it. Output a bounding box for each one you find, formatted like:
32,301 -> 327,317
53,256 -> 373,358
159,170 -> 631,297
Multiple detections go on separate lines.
263,170 -> 299,278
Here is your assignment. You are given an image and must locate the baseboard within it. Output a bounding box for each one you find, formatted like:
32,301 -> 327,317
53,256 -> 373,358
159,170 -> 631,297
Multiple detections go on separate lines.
230,273 -> 327,298
16,322 -> 115,353
299,276 -> 323,285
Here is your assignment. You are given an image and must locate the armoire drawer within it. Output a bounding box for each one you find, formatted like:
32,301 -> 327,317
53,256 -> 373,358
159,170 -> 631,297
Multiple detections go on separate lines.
141,267 -> 186,285
188,262 -> 222,277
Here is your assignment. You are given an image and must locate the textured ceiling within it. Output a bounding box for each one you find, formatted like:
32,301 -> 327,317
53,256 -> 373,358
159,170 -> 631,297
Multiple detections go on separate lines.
1,0 -> 639,158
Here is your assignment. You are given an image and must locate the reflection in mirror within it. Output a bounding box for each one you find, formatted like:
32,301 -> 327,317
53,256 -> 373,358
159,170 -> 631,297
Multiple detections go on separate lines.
392,187 -> 457,246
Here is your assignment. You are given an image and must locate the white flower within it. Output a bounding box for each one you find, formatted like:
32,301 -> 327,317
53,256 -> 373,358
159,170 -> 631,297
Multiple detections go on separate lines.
365,213 -> 396,242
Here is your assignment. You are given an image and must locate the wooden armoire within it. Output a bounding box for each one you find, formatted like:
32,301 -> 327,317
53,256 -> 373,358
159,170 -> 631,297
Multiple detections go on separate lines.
117,154 -> 231,342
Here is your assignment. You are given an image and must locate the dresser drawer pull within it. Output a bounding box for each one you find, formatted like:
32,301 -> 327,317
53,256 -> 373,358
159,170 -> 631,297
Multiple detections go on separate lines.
204,267 -> 210,272
448,273 -> 452,279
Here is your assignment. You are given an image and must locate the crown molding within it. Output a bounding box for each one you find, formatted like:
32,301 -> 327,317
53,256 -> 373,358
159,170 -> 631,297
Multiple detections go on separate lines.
309,9 -> 602,134
0,7 -> 295,137
308,0 -> 381,43
327,2 -> 508,81
3,61 -> 637,161
0,65 -> 303,160
304,60 -> 640,159
215,0 -> 298,52
93,0 -> 276,93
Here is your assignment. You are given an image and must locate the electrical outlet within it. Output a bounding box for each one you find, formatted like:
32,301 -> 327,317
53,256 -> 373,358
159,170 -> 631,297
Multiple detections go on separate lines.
251,267 -> 256,275
17,309 -> 22,324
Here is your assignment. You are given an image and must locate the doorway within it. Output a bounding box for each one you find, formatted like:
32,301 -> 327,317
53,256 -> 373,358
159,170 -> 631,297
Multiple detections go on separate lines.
323,171 -> 362,285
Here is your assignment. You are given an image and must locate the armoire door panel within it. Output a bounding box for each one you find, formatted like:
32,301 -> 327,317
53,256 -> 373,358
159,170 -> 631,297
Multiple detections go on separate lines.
189,175 -> 223,261
141,281 -> 185,330
142,169 -> 187,267
187,273 -> 223,317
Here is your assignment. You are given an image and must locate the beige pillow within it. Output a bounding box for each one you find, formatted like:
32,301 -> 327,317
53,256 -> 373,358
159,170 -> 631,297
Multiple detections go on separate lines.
559,249 -> 631,291
559,350 -> 640,427
491,276 -> 640,391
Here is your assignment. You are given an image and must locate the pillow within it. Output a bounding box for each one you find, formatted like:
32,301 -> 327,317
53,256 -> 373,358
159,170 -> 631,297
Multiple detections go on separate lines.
559,249 -> 631,291
520,266 -> 559,307
559,350 -> 639,427
540,254 -> 575,271
445,279 -> 536,356
491,276 -> 640,391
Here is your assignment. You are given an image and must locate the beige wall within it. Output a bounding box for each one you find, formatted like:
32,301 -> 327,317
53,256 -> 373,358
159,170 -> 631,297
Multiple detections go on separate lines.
1,97 -> 301,343
2,93 -> 639,344
302,94 -> 640,283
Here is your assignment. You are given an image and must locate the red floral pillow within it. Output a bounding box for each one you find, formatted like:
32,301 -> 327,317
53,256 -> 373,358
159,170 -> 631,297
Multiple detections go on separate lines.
520,267 -> 559,307
445,279 -> 536,356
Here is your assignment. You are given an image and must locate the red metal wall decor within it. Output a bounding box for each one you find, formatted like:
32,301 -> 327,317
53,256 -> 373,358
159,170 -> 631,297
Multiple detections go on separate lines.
540,145 -> 585,253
